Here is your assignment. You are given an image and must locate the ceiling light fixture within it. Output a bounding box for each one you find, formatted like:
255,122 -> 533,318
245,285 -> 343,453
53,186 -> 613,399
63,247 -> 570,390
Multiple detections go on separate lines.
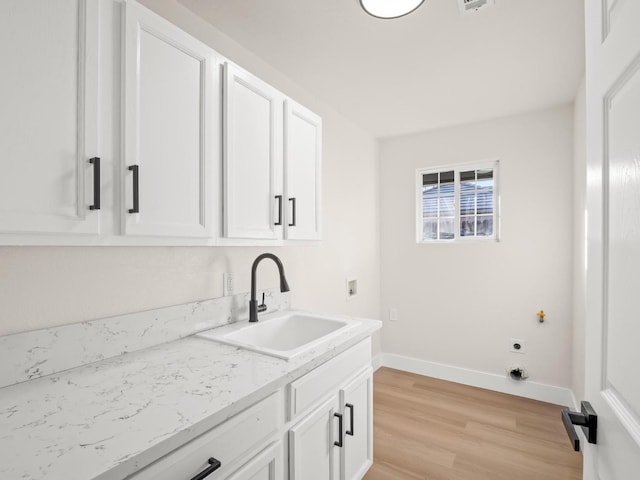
359,0 -> 426,19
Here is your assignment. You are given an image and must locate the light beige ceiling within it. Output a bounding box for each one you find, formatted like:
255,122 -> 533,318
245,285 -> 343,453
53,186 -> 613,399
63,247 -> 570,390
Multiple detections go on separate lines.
179,0 -> 585,138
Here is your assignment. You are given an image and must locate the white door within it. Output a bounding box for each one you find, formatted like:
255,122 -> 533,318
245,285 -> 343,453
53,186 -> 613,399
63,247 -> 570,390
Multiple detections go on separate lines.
289,395 -> 341,480
284,99 -> 322,241
223,62 -> 283,240
340,369 -> 373,480
0,0 -> 100,237
584,0 -> 640,478
122,0 -> 214,238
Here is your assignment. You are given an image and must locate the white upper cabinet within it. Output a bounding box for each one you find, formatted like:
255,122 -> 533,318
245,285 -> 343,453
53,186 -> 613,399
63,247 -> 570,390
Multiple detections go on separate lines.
284,100 -> 322,241
122,0 -> 216,238
222,64 -> 322,243
0,0 -> 100,237
0,0 -> 320,245
223,62 -> 284,240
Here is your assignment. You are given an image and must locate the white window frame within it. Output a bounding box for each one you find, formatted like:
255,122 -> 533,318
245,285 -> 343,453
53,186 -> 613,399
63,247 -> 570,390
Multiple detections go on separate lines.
415,160 -> 500,243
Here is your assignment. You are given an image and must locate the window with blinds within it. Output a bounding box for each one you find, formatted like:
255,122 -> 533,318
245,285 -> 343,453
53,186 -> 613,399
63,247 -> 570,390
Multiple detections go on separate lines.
417,161 -> 499,242
422,170 -> 455,240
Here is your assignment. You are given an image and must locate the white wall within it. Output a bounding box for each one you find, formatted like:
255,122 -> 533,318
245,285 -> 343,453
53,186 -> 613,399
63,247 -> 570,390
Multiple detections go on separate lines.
572,79 -> 587,401
379,105 -> 574,388
0,0 -> 381,341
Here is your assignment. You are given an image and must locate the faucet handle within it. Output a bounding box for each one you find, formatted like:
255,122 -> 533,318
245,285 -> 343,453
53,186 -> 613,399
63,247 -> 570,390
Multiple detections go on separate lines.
257,292 -> 267,313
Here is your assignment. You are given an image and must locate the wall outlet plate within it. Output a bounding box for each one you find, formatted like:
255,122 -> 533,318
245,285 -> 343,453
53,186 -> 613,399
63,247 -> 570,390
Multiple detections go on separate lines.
346,278 -> 358,300
510,338 -> 526,354
389,307 -> 398,322
223,272 -> 234,296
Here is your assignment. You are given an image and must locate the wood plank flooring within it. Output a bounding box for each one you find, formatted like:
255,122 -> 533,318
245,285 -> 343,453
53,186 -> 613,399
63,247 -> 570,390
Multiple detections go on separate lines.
363,368 -> 582,480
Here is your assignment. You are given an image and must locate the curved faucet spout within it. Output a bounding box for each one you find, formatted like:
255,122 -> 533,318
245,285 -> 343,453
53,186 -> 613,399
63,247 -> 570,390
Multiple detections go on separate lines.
249,253 -> 290,322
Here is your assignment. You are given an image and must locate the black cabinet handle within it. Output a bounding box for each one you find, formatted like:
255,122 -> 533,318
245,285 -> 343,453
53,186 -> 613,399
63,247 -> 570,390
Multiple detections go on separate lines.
89,157 -> 100,210
288,197 -> 296,226
190,457 -> 221,480
274,195 -> 283,226
345,403 -> 354,436
561,401 -> 597,452
128,165 -> 139,214
334,412 -> 343,447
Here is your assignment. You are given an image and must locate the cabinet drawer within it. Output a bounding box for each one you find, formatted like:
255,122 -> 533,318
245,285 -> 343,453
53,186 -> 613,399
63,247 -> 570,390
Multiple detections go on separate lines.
287,339 -> 371,422
128,392 -> 281,480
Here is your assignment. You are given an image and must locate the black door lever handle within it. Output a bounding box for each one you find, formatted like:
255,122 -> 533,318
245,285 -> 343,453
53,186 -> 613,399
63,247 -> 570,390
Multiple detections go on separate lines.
561,401 -> 597,451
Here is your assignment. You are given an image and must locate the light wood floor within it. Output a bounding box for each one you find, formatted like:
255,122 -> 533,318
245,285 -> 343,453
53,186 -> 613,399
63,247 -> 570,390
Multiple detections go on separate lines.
363,368 -> 582,480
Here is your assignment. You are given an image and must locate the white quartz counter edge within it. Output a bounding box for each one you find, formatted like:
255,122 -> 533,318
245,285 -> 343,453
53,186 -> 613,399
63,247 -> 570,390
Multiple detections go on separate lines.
0,313 -> 381,480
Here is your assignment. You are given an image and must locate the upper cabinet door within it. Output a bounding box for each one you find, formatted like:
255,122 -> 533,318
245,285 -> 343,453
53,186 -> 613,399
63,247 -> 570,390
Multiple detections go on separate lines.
223,63 -> 284,240
0,0 -> 100,237
122,0 -> 215,238
284,100 -> 322,241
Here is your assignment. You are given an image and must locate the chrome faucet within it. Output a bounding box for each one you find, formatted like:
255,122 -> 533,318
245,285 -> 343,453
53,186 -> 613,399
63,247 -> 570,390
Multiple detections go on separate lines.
249,253 -> 290,322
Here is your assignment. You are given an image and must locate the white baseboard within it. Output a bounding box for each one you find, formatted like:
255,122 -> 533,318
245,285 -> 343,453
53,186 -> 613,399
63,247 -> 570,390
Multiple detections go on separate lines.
372,354 -> 383,372
569,389 -> 580,410
379,352 -> 575,407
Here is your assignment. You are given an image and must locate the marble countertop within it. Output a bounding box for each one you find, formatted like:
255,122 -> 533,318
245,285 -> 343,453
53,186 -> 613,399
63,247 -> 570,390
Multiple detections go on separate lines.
0,311 -> 381,480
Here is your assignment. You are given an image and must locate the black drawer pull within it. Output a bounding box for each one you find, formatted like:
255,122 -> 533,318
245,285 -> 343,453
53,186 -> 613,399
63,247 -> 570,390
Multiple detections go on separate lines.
334,412 -> 343,447
190,457 -> 221,480
345,403 -> 354,436
275,195 -> 283,226
288,197 -> 296,226
128,165 -> 139,214
89,157 -> 100,210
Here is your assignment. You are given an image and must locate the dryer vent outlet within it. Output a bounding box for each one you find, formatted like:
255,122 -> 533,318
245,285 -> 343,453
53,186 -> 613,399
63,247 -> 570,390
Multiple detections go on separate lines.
508,367 -> 528,381
457,0 -> 496,16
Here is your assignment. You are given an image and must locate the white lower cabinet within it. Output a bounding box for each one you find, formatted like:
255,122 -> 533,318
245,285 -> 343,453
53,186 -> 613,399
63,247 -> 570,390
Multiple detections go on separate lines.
340,369 -> 374,480
287,339 -> 373,480
226,442 -> 283,480
288,368 -> 373,480
126,392 -> 282,480
288,395 -> 341,480
125,340 -> 373,480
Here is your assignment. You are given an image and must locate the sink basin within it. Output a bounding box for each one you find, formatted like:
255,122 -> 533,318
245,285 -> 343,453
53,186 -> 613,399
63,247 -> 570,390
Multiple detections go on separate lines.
197,311 -> 360,360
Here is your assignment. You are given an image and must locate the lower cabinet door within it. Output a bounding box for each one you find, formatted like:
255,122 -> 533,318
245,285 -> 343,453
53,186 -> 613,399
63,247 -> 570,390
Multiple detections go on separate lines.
340,369 -> 373,480
226,442 -> 283,480
289,395 -> 341,480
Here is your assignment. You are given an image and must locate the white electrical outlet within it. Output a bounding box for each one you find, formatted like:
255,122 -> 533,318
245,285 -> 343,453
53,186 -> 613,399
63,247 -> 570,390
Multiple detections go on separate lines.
510,338 -> 526,354
389,307 -> 398,322
346,278 -> 358,300
223,273 -> 234,296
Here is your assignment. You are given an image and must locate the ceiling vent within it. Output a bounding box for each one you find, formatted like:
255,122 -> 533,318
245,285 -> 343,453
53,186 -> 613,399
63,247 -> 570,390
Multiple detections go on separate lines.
457,0 -> 496,16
